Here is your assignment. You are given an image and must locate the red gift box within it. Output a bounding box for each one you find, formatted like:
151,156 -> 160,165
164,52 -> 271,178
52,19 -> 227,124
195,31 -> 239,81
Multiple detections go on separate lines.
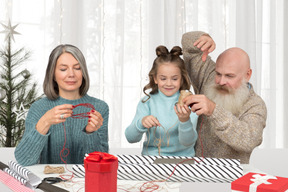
231,172 -> 288,192
84,152 -> 118,192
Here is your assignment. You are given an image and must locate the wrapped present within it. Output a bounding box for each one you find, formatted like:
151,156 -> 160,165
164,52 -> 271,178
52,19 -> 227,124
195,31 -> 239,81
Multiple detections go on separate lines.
231,172 -> 288,192
84,152 -> 118,192
73,154 -> 243,183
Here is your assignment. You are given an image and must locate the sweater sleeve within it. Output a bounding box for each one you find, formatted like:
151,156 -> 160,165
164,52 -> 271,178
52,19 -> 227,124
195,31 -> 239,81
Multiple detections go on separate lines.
178,112 -> 198,146
14,102 -> 49,166
208,96 -> 267,153
125,99 -> 150,143
181,31 -> 215,93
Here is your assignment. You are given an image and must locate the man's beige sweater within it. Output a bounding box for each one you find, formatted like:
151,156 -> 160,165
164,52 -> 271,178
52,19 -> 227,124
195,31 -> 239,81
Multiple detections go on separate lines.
181,31 -> 267,164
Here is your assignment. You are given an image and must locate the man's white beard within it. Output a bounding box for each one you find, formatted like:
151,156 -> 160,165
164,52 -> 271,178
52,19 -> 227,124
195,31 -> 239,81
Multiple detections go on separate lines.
205,80 -> 250,116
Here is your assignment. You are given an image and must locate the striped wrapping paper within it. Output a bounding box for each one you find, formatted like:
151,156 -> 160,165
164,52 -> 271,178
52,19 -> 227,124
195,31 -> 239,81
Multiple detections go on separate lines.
3,160 -> 42,189
73,155 -> 243,183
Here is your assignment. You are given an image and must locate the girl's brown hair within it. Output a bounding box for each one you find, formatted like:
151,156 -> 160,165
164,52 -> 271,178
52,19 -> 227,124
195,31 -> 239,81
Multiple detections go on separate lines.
142,45 -> 192,102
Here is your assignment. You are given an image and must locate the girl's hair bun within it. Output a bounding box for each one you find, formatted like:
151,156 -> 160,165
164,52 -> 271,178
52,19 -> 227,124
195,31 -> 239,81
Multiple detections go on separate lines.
170,46 -> 183,57
155,45 -> 169,57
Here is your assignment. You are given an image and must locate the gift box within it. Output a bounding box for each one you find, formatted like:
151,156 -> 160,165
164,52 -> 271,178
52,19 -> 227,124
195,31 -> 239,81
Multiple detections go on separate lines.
84,152 -> 118,192
231,172 -> 288,192
74,154 -> 243,183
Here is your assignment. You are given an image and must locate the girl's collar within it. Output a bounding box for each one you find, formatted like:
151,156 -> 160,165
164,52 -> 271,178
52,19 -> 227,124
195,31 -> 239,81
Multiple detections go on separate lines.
158,90 -> 180,100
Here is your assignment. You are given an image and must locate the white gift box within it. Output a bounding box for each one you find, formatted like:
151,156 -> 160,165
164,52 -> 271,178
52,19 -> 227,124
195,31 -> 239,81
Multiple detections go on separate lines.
73,154 -> 243,183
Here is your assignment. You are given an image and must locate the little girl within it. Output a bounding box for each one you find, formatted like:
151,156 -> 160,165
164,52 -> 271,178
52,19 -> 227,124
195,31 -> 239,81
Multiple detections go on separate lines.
125,45 -> 198,156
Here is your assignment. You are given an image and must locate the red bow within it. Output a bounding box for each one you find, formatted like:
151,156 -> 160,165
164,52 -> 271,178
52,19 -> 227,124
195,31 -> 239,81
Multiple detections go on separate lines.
86,152 -> 117,162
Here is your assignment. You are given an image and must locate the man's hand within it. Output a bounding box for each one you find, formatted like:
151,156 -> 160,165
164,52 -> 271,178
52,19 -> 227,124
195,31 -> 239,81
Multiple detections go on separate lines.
183,95 -> 216,116
193,34 -> 216,61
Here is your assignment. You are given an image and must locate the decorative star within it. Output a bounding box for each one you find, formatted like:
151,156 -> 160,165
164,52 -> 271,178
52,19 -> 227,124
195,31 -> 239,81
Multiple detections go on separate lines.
0,20 -> 21,42
12,103 -> 28,122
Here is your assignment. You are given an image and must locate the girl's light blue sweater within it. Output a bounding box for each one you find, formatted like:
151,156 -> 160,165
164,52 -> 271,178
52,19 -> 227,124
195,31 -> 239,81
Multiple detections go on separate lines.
125,90 -> 198,156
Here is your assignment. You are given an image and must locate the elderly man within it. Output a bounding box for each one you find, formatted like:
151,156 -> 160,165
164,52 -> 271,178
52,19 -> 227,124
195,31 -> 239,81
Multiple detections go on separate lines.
181,31 -> 267,163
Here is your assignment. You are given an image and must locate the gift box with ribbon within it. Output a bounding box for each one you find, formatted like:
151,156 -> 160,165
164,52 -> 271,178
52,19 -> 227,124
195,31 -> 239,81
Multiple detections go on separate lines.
84,152 -> 118,192
231,172 -> 288,192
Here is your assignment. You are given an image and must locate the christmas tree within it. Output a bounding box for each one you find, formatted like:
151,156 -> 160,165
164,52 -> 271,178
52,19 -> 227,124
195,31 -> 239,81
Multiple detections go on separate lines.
0,20 -> 42,147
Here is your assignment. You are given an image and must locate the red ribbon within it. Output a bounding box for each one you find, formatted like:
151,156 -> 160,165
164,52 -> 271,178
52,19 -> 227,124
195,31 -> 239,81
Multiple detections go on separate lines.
86,152 -> 117,162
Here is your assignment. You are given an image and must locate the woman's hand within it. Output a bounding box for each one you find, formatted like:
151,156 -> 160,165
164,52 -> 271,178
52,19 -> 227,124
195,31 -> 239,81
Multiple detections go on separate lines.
142,115 -> 161,129
85,110 -> 104,133
174,104 -> 191,122
36,104 -> 73,135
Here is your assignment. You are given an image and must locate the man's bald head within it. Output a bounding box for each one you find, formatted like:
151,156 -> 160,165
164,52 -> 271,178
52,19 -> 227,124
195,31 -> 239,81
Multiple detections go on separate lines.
215,47 -> 252,90
217,47 -> 250,70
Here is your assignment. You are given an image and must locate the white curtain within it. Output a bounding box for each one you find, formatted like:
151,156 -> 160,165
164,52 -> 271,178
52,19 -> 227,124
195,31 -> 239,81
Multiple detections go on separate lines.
0,0 -> 286,149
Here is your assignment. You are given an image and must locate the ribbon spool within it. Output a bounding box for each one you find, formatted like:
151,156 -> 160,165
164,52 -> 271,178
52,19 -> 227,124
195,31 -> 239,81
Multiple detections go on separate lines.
84,152 -> 118,192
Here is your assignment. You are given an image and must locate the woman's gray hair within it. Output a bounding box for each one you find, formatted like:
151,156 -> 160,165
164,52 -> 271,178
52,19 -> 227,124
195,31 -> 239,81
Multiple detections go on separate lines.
43,44 -> 90,100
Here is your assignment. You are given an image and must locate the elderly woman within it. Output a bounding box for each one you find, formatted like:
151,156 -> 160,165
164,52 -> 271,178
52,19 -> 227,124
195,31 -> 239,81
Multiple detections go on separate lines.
15,44 -> 109,166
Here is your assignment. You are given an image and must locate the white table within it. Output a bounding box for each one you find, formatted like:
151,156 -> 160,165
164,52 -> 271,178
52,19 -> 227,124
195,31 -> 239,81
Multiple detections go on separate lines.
1,147 -> 288,192
26,164 -> 260,192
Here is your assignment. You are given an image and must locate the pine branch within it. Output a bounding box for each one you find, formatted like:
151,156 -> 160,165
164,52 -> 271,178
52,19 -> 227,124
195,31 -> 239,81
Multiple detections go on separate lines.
12,79 -> 29,94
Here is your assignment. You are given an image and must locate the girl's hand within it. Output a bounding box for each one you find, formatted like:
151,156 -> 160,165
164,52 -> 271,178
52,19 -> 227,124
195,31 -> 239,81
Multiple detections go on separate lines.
142,115 -> 161,129
174,104 -> 191,122
36,104 -> 73,135
85,110 -> 104,133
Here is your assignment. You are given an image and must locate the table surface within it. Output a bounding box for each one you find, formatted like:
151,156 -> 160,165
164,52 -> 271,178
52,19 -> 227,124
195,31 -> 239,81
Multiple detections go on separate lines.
0,164 -> 260,192
30,164 -> 261,192
1,147 -> 288,192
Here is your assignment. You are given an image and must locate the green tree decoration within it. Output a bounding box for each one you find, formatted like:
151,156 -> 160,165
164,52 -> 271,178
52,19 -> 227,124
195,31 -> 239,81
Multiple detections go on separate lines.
0,20 -> 42,147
